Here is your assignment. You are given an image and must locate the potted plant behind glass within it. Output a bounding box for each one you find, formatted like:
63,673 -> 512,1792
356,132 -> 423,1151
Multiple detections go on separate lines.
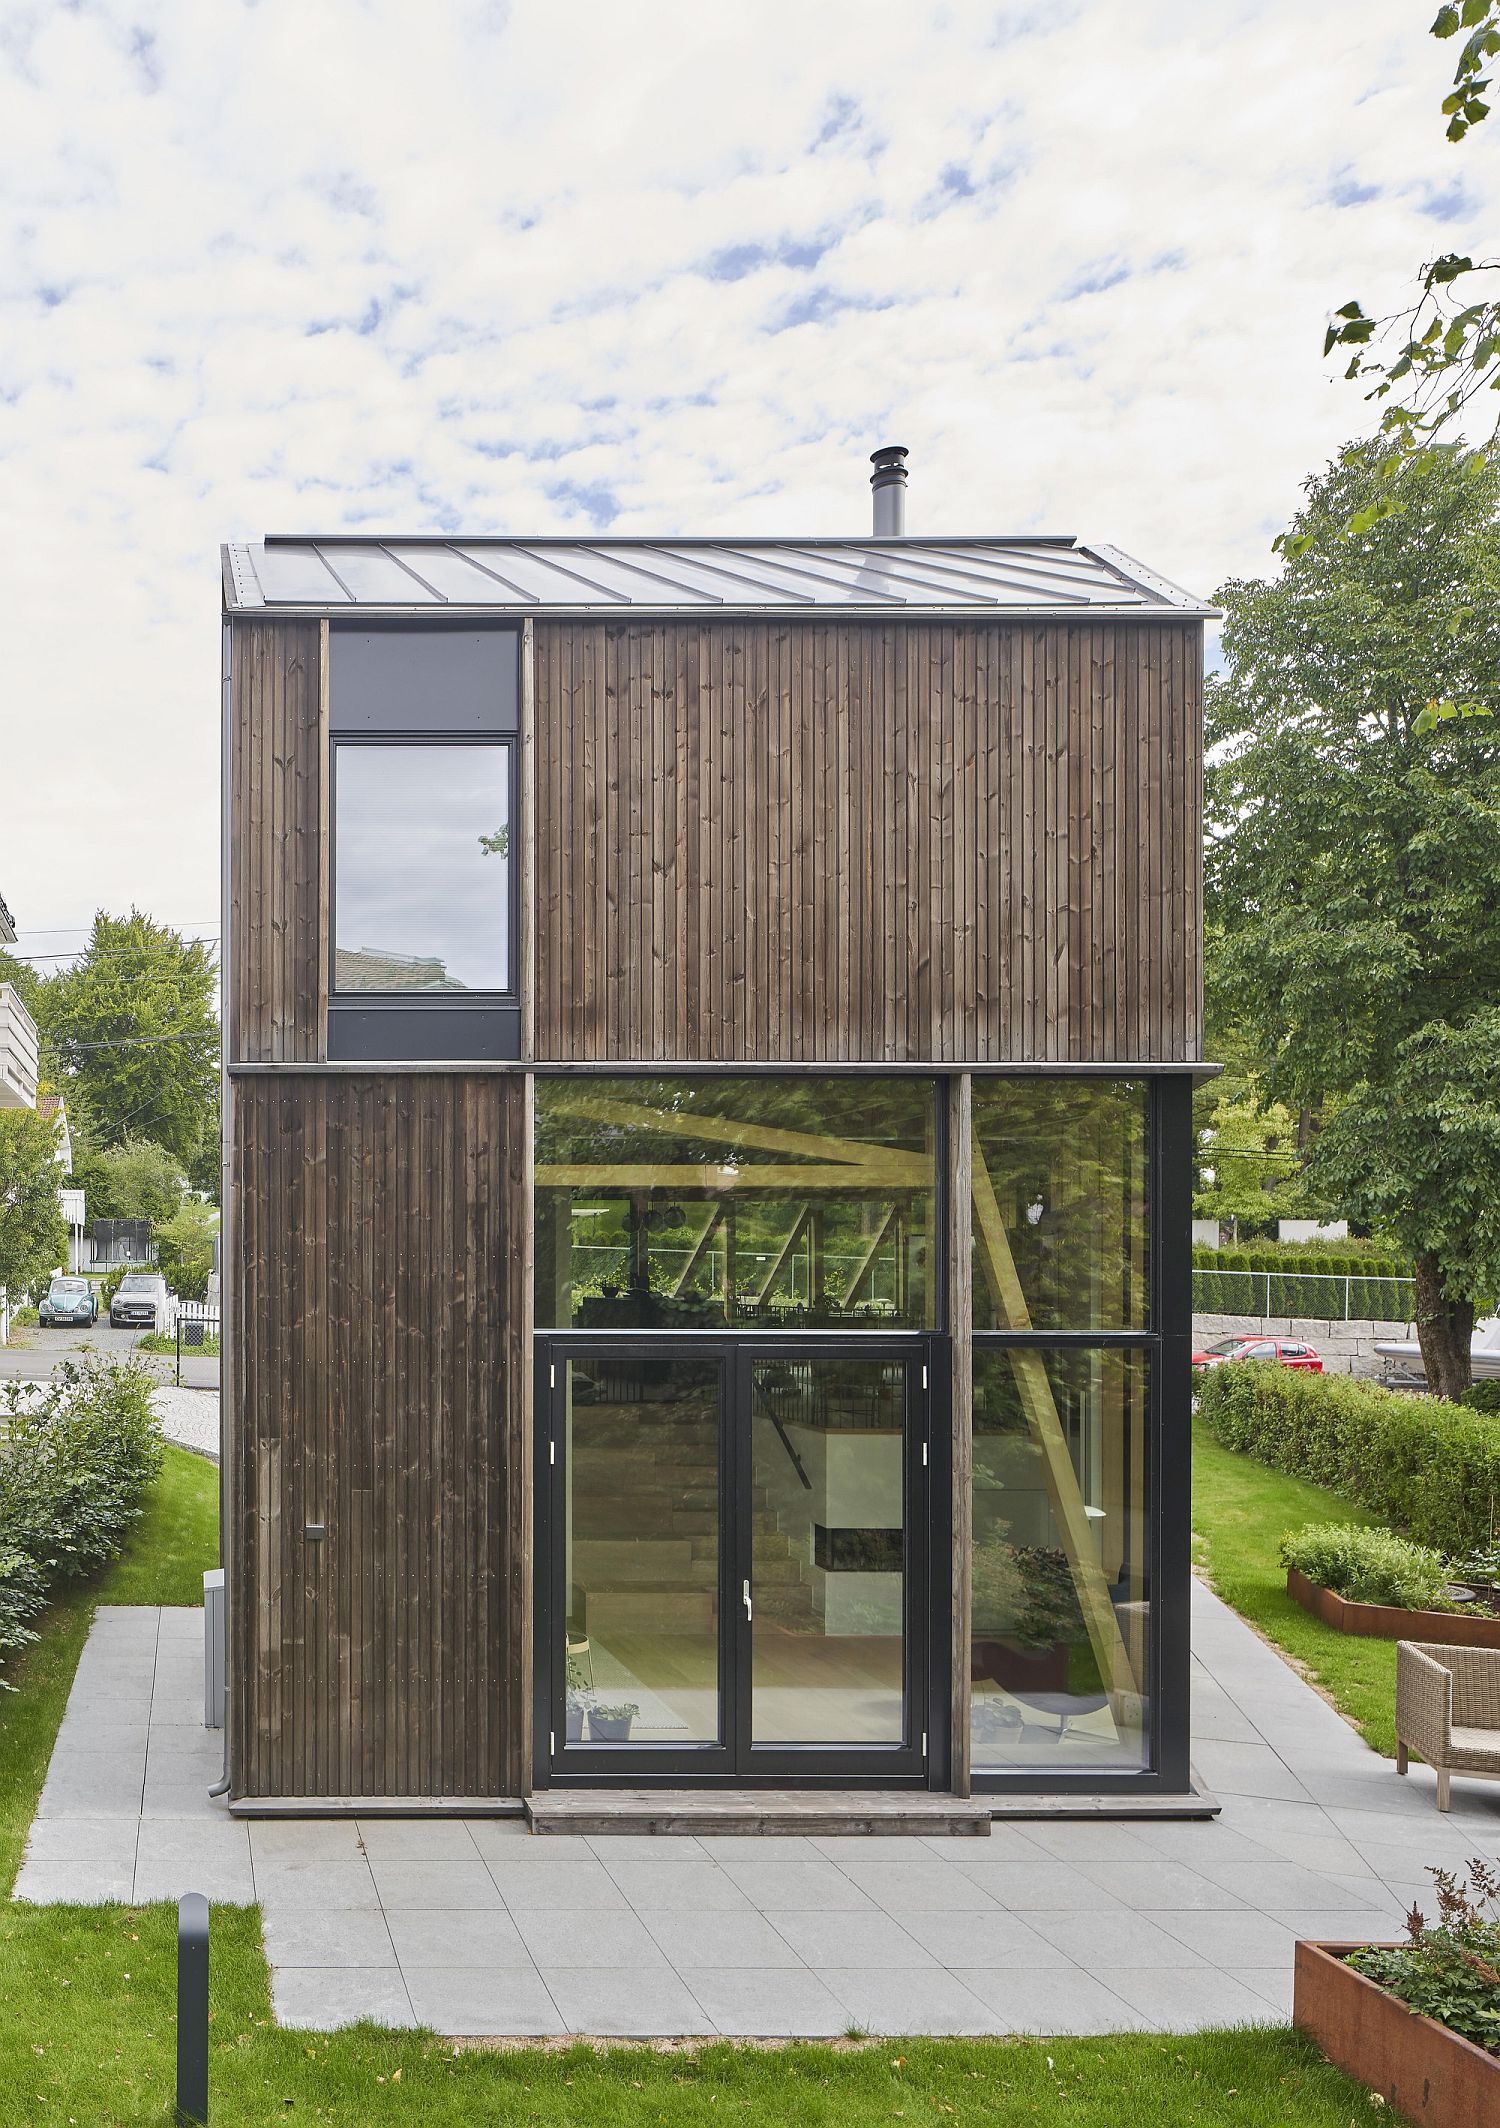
588,1700 -> 640,1742
564,1652 -> 592,1741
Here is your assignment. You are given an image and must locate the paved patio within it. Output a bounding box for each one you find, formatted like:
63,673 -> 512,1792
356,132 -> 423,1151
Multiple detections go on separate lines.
13,1587 -> 1500,2037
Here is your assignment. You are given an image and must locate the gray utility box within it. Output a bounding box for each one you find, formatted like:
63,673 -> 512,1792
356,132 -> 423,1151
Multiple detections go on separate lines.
204,1568 -> 225,1730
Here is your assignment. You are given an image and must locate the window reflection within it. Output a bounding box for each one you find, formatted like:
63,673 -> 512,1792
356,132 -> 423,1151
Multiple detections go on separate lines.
535,1078 -> 935,1330
972,1079 -> 1148,1331
970,1346 -> 1150,1773
334,744 -> 511,993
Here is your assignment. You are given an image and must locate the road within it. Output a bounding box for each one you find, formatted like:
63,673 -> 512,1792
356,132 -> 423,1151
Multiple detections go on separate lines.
0,1317 -> 220,1390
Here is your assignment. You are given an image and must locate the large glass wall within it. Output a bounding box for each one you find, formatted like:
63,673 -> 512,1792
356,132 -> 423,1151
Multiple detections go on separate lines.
971,1078 -> 1148,1331
536,1078 -> 936,1331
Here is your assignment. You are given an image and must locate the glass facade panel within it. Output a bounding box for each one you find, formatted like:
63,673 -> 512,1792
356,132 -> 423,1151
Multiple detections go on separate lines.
563,1355 -> 721,1748
969,1346 -> 1150,1773
750,1358 -> 907,1745
333,743 -> 511,993
535,1078 -> 936,1331
971,1079 -> 1148,1331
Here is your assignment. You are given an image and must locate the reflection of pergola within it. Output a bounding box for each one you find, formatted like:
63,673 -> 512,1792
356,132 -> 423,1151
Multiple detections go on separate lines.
539,1090 -> 1135,1707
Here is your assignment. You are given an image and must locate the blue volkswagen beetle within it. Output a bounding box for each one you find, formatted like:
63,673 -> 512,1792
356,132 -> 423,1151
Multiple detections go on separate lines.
39,1276 -> 99,1328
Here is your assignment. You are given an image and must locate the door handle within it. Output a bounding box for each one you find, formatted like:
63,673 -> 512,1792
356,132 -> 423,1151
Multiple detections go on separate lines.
743,1578 -> 753,1622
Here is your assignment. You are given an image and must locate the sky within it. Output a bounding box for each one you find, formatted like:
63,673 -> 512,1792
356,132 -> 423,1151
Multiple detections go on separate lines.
0,0 -> 1495,961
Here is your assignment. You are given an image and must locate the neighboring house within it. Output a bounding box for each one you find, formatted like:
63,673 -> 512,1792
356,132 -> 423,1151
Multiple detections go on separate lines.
37,1091 -> 73,1172
220,447 -> 1207,1820
0,981 -> 39,1110
0,887 -> 15,945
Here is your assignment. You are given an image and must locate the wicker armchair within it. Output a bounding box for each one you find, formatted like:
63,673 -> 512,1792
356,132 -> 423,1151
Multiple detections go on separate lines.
1395,1641 -> 1500,1811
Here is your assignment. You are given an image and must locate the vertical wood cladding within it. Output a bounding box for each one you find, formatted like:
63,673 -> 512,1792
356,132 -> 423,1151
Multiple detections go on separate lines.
229,1073 -> 528,1797
533,619 -> 1202,1063
228,620 -> 325,1062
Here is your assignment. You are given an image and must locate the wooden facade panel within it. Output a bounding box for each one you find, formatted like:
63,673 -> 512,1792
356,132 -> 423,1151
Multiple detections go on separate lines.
228,619 -> 325,1063
533,618 -> 1202,1064
229,1073 -> 528,1797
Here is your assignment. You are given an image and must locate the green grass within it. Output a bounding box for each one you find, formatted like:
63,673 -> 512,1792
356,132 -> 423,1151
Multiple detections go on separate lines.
1192,1417 -> 1399,1756
136,1329 -> 221,1357
0,1442 -> 1376,2125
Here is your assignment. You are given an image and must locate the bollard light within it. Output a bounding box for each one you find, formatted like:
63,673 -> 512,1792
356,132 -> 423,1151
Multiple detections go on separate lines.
177,1891 -> 209,2125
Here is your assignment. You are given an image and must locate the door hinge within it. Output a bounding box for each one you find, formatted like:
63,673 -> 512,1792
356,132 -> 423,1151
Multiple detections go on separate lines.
921,1440 -> 928,1467
549,1439 -> 555,1466
549,1363 -> 556,1389
549,1730 -> 555,1756
921,1364 -> 928,1389
921,1731 -> 928,1757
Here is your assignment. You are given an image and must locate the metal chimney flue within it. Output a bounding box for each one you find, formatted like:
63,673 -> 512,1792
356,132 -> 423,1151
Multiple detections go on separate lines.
870,445 -> 909,536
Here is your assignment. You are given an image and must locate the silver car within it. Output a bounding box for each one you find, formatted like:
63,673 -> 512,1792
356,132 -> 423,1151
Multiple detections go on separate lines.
110,1272 -> 175,1332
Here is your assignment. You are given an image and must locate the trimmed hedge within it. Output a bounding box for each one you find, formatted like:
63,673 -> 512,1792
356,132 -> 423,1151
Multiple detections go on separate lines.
0,1355 -> 162,1680
1197,1362 -> 1500,1557
1462,1380 -> 1500,1418
1192,1245 -> 1414,1320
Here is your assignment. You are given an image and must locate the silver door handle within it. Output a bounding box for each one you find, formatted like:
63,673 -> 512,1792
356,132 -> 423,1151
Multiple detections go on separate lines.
743,1578 -> 753,1622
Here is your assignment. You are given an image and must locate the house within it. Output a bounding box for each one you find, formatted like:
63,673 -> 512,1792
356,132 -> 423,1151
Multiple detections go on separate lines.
0,982 -> 39,1111
220,448 -> 1207,1823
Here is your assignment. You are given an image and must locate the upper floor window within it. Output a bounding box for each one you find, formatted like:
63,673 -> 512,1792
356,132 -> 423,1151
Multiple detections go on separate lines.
333,741 -> 512,995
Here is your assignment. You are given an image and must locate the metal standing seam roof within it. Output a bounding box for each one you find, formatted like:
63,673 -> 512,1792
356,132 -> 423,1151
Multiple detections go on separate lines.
221,535 -> 1212,619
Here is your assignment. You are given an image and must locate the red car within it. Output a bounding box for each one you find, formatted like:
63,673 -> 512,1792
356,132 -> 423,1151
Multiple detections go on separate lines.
1192,1335 -> 1323,1373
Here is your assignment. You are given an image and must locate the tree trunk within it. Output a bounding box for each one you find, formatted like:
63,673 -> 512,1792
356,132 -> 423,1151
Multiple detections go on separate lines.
1413,1252 -> 1474,1403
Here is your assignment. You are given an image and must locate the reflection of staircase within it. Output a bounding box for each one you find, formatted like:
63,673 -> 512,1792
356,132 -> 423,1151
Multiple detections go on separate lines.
571,1404 -> 817,1631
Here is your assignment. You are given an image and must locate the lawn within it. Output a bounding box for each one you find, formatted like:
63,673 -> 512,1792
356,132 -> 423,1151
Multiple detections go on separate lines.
0,1440 -> 1374,2125
1192,1416 -> 1399,1756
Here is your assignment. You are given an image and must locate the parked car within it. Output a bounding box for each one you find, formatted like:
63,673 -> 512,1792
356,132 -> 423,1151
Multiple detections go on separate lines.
39,1276 -> 99,1328
1192,1335 -> 1323,1373
109,1272 -> 177,1333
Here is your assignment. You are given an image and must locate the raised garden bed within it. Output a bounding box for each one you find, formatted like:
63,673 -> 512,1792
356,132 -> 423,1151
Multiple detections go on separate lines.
1294,1938 -> 1500,2127
1287,1566 -> 1500,1649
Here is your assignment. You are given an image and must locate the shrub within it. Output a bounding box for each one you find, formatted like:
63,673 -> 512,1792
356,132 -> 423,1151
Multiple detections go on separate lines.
1279,1522 -> 1454,1609
1463,1380 -> 1500,1418
1349,1859 -> 1500,2058
0,1355 -> 162,1680
1197,1363 -> 1500,1556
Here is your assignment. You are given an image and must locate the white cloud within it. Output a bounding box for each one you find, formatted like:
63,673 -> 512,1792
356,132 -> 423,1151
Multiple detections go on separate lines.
0,0 -> 1494,939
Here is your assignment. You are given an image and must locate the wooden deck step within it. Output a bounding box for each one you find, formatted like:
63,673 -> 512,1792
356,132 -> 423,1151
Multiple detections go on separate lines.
525,1789 -> 993,1837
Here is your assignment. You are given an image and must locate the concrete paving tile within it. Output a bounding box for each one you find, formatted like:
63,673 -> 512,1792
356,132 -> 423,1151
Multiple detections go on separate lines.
1229,1829 -> 1373,1877
514,1907 -> 670,1970
252,1860 -> 382,1910
1099,1965 -> 1280,2030
20,1816 -> 140,1865
762,1910 -> 934,1970
933,1826 -> 1047,1861
818,1968 -> 1004,2036
384,1908 -> 533,1968
369,1858 -> 503,1910
262,1908 -> 398,1968
1153,1908 -> 1301,1965
811,1835 -> 962,1862
640,1907 -> 806,1969
954,1968 -> 1151,2034
1115,1822 -> 1270,1864
249,1820 -> 368,1864
601,1858 -> 754,1912
1077,1862 -> 1246,1911
542,1968 -> 715,2036
403,1968 -> 564,2037
133,1851 -> 255,1904
13,1855 -> 136,1903
691,1968 -> 848,2036
483,1856 -> 628,1910
133,1818 -> 249,1866
1023,1822 -> 1158,1861
1265,1909 -> 1411,1944
1189,1741 -> 1313,1803
894,1910 -> 1075,1968
354,1820 -> 482,1863
720,1858 -> 879,1911
1237,1968 -> 1296,2016
272,1967 -> 416,2030
686,1835 -> 821,1859
584,1834 -> 707,1863
1193,1858 -> 1390,1909
941,1860 -> 1118,1911
55,1718 -> 150,1755
1029,1908 -> 1206,1968
37,1756 -> 146,1818
841,1859 -> 1002,1915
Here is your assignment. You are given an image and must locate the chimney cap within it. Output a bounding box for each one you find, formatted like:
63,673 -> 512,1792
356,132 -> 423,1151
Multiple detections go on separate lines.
869,445 -> 909,476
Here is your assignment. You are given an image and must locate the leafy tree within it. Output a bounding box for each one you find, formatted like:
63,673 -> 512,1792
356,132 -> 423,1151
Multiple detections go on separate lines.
1207,440 -> 1500,1398
0,947 -> 42,1009
154,1198 -> 219,1302
0,1108 -> 67,1306
1324,7 -> 1500,480
83,1137 -> 188,1227
36,911 -> 218,1171
1194,1094 -> 1331,1238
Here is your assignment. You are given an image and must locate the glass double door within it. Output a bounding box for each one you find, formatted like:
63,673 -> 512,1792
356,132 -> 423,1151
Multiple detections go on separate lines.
542,1342 -> 929,1780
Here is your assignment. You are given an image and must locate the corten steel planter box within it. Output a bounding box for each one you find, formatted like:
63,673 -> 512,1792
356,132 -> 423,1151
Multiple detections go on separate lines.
1295,1938 -> 1500,2127
1287,1567 -> 1500,1649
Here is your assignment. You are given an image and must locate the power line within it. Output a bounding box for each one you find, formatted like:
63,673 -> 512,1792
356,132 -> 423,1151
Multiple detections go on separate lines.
5,939 -> 219,964
49,1031 -> 220,1053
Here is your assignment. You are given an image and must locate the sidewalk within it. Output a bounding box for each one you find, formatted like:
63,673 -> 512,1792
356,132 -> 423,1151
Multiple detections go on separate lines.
13,1584 -> 1498,2037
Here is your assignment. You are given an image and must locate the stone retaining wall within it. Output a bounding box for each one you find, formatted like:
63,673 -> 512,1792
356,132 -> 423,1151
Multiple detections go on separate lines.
1192,1314 -> 1416,1381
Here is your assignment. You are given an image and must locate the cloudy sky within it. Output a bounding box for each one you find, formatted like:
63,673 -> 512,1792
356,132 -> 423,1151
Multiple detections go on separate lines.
1,0 -> 1494,960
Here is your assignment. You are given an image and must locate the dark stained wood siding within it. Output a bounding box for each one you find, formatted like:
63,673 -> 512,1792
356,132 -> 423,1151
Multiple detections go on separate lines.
228,619 -> 325,1063
533,618 -> 1202,1064
228,1073 -> 529,1797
